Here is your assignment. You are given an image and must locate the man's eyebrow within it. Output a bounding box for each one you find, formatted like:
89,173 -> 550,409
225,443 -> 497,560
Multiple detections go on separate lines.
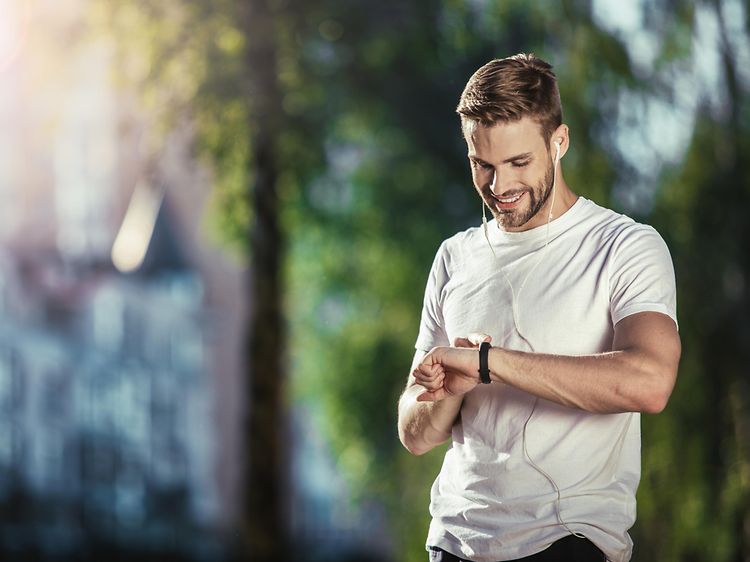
504,152 -> 533,163
468,152 -> 533,165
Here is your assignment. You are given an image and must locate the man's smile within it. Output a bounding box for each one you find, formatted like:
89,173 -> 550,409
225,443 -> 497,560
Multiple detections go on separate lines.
490,190 -> 526,210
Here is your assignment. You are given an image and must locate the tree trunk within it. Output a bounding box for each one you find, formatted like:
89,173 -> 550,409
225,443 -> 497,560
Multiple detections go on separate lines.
238,0 -> 287,559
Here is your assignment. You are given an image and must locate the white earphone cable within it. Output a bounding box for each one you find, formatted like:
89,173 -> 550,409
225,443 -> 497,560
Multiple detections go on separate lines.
482,202 -> 496,258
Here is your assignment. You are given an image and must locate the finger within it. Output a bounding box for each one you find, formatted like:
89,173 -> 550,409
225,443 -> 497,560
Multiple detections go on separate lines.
419,379 -> 444,392
454,337 -> 473,348
414,362 -> 445,377
468,332 -> 492,346
416,371 -> 445,386
413,366 -> 445,386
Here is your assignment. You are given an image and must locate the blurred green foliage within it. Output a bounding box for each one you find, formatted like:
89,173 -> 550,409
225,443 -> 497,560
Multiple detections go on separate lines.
98,0 -> 750,560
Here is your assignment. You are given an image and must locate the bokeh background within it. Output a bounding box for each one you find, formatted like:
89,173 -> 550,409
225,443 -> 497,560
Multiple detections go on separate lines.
0,0 -> 748,561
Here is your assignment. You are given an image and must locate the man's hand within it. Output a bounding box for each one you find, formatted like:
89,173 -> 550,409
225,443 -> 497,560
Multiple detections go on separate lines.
413,333 -> 492,402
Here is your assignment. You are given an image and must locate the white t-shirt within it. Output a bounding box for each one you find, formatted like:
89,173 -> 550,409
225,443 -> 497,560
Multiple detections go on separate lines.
415,197 -> 677,562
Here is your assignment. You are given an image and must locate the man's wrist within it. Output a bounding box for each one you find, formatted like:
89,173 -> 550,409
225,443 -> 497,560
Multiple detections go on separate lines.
487,347 -> 509,384
454,348 -> 480,381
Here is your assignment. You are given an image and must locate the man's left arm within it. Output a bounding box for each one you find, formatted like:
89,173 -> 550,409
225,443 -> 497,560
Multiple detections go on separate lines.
414,311 -> 681,415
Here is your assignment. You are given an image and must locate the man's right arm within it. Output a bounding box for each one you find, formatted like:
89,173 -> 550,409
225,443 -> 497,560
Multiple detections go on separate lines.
397,349 -> 463,456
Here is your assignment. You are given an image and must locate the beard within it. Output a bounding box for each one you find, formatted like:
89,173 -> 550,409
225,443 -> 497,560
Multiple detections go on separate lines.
489,159 -> 555,230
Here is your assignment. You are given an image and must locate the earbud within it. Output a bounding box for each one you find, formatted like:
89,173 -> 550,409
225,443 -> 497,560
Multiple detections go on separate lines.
554,139 -> 562,163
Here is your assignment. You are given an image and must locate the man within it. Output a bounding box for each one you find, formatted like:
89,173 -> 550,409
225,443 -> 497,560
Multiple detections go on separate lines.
397,53 -> 681,562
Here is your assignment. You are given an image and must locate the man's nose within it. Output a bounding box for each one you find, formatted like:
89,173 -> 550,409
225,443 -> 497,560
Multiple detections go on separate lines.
489,169 -> 500,195
489,168 -> 514,195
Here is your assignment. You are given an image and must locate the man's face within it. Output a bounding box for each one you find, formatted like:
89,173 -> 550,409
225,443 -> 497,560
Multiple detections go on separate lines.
466,117 -> 555,232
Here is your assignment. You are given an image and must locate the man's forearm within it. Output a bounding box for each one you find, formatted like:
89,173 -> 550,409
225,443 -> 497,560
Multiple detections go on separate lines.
398,384 -> 462,455
487,313 -> 680,414
487,347 -> 673,414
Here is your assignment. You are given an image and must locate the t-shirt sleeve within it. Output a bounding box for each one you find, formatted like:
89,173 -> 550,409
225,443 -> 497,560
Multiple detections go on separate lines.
609,224 -> 678,328
415,241 -> 452,352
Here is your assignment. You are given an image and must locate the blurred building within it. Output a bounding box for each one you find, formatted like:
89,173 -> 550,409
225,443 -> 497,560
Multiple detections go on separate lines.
0,2 -> 391,561
0,20 -> 235,558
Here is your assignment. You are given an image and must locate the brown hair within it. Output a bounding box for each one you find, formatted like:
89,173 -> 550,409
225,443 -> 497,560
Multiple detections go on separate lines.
457,53 -> 562,143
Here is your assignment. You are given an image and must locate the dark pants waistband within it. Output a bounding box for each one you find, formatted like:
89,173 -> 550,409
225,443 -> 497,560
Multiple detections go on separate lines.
428,535 -> 606,562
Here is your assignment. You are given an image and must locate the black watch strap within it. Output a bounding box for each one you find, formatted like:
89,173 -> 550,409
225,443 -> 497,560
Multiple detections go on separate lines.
478,341 -> 491,384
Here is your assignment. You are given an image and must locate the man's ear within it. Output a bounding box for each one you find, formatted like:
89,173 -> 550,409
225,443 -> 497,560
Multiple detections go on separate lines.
550,124 -> 569,159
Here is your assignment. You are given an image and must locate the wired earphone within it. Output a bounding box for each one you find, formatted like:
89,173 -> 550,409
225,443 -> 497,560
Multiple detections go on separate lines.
481,138 -> 586,539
